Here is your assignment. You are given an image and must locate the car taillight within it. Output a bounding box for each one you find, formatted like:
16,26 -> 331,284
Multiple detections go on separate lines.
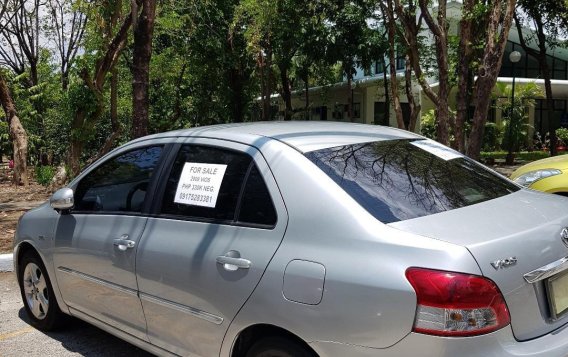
405,268 -> 510,337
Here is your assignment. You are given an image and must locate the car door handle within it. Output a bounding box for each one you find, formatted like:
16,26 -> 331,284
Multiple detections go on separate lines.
113,237 -> 136,251
216,250 -> 251,271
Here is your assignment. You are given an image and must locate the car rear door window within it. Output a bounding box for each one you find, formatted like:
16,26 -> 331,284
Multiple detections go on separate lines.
74,146 -> 164,213
161,145 -> 252,222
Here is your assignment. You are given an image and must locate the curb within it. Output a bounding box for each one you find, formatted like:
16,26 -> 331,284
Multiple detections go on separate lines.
0,253 -> 13,272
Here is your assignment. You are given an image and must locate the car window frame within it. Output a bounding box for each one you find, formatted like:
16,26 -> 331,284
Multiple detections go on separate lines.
68,141 -> 174,217
148,138 -> 281,230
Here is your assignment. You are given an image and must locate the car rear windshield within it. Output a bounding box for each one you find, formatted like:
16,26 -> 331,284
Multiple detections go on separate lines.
305,139 -> 519,224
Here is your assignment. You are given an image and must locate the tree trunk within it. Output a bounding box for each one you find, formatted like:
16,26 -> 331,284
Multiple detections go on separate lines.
131,0 -> 157,139
304,73 -> 309,120
405,53 -> 420,132
68,5 -> 136,176
347,73 -> 354,122
226,31 -> 245,123
261,46 -> 273,121
90,68 -> 122,163
418,0 -> 450,144
386,33 -> 404,129
228,67 -> 244,123
455,1 -> 473,153
382,0 -> 404,129
61,69 -> 69,91
514,12 -> 556,155
0,73 -> 28,186
279,65 -> 293,121
258,52 -> 266,121
382,61 -> 390,126
467,0 -> 516,160
69,137 -> 84,176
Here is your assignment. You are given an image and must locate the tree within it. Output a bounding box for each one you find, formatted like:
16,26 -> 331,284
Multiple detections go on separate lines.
379,0 -> 406,129
68,1 -> 140,175
327,0 -> 378,121
514,0 -> 568,156
466,0 -> 517,160
46,0 -> 87,90
131,0 -> 157,138
391,0 -> 452,143
0,0 -> 41,86
0,71 -> 28,185
233,0 -> 277,121
454,0 -> 477,152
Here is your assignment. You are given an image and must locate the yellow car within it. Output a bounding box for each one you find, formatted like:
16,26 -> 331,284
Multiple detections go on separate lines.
510,155 -> 568,195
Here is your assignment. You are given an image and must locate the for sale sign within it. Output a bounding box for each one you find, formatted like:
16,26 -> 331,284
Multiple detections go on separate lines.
174,163 -> 228,208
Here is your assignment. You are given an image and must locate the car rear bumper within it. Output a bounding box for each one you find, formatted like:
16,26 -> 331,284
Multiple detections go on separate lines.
309,324 -> 568,357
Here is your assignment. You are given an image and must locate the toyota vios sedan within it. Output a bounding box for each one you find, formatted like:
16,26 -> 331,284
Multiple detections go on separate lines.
14,122 -> 568,357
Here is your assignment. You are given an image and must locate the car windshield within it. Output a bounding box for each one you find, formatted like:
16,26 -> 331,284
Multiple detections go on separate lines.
305,139 -> 519,224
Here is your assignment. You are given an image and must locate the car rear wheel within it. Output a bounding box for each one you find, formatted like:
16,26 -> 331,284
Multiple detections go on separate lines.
18,252 -> 66,331
245,336 -> 314,357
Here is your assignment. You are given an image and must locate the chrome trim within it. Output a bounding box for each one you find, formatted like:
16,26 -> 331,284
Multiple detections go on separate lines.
524,256 -> 568,283
561,228 -> 568,248
139,293 -> 223,325
57,267 -> 138,297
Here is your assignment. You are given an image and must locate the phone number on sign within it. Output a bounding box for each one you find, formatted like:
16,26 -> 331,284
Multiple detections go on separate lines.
178,192 -> 212,203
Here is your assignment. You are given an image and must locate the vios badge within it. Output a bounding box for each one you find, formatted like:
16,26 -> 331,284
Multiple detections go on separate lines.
491,257 -> 517,270
561,228 -> 568,248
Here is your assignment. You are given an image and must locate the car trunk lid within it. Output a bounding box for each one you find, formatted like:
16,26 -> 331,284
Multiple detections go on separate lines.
389,189 -> 568,341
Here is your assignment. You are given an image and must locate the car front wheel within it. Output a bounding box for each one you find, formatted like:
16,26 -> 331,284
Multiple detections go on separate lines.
18,252 -> 65,330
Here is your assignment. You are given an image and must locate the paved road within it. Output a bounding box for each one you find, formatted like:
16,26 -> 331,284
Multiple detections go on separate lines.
0,272 -> 153,356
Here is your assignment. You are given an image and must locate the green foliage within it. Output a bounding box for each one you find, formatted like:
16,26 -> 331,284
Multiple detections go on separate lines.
556,128 -> 568,145
34,165 -> 55,186
481,151 -> 561,162
0,121 -> 10,159
1,0 -> 561,171
482,122 -> 504,152
494,82 -> 543,153
420,109 -> 437,139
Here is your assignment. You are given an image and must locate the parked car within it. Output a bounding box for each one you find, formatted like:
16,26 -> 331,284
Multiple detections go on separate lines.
14,122 -> 568,357
510,154 -> 568,195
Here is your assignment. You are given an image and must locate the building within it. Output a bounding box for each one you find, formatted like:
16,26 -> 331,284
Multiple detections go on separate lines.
268,2 -> 568,141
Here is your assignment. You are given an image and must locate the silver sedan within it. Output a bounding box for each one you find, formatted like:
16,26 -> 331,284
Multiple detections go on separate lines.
13,122 -> 568,356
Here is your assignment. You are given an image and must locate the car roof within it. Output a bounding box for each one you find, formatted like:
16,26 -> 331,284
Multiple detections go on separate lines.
138,121 -> 422,153
132,121 -> 423,153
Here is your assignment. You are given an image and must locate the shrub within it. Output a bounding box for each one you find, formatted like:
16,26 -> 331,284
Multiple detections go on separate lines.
35,165 -> 55,186
556,128 -> 568,146
420,109 -> 437,139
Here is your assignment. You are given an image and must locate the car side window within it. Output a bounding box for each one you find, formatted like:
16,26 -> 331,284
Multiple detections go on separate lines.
74,146 -> 164,213
237,165 -> 277,226
161,145 -> 252,221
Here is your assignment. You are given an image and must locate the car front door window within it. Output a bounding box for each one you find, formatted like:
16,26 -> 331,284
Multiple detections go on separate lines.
74,146 -> 163,213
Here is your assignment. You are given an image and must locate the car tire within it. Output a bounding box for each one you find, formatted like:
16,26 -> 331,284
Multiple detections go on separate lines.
245,336 -> 314,357
18,252 -> 66,331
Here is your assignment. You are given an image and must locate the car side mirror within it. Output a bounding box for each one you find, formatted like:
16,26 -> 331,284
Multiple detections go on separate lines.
50,188 -> 74,213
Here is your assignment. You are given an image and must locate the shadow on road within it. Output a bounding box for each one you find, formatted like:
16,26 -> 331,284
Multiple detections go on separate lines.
18,308 -> 154,356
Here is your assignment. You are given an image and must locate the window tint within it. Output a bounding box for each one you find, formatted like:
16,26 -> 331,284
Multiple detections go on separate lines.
237,165 -> 277,226
161,145 -> 252,221
305,140 -> 519,224
74,146 -> 163,213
